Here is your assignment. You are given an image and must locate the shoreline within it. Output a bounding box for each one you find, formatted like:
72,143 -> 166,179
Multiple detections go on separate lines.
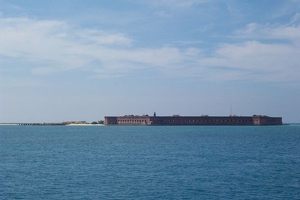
65,124 -> 104,126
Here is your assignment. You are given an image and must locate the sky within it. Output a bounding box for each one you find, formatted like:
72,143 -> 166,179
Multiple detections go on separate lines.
0,0 -> 300,123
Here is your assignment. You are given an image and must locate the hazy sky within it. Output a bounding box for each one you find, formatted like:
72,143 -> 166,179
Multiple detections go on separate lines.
0,0 -> 300,123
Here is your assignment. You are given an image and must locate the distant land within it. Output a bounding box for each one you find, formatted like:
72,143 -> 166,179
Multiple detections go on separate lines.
0,121 -> 104,126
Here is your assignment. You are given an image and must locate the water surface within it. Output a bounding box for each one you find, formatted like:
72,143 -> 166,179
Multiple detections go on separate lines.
1,125 -> 299,199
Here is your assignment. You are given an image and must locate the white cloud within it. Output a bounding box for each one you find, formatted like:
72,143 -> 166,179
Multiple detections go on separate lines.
77,29 -> 132,46
221,22 -> 300,81
290,13 -> 300,24
0,17 -> 84,71
0,16 -> 135,74
151,0 -> 212,9
0,16 -> 300,83
0,16 -> 191,76
150,0 -> 216,18
235,23 -> 300,42
198,41 -> 300,81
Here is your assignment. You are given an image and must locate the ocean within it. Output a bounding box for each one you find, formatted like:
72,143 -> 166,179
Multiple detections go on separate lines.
0,125 -> 299,199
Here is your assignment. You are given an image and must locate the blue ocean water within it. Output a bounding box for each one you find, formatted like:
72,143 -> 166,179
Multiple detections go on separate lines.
0,125 -> 300,199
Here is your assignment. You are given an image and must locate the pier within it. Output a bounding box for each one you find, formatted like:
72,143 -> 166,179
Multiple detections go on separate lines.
18,123 -> 65,126
0,123 -> 65,126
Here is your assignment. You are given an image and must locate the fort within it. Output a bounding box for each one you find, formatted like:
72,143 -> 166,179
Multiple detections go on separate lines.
104,113 -> 282,126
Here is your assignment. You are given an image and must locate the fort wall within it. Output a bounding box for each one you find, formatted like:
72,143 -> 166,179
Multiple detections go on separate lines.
104,115 -> 282,126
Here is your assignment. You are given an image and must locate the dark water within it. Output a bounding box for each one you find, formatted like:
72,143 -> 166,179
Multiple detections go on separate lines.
0,125 -> 300,199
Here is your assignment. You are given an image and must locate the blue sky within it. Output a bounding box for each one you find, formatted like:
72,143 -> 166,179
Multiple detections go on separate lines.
0,0 -> 300,123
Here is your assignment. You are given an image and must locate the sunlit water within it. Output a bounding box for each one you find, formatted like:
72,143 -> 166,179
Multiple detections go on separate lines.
1,125 -> 300,199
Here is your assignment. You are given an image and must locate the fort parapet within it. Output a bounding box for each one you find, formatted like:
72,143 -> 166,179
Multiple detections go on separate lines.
104,114 -> 282,126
